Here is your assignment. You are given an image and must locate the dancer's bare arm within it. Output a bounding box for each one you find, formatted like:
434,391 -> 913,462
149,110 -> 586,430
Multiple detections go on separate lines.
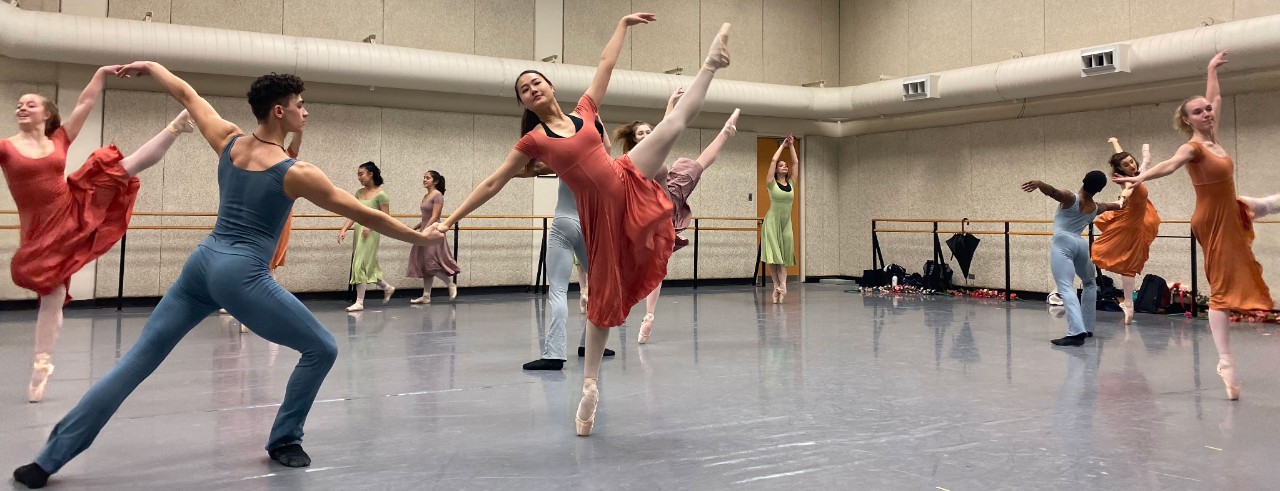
1206,51 -> 1227,132
1115,143 -> 1196,186
434,149 -> 533,236
584,13 -> 656,105
664,87 -> 685,119
115,61 -> 240,153
1096,195 -> 1129,213
63,66 -> 120,142
1108,137 -> 1124,154
786,135 -> 800,181
766,138 -> 788,183
1020,180 -> 1075,206
285,163 -> 432,245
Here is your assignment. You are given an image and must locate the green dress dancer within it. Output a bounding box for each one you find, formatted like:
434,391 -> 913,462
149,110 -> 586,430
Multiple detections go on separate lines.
762,136 -> 797,303
350,189 -> 389,285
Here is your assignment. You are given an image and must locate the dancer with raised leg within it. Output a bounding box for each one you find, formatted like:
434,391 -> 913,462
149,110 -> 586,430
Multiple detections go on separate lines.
406,170 -> 460,304
1091,137 -> 1161,325
1115,51 -> 1272,399
1022,171 -> 1127,347
0,65 -> 194,403
762,135 -> 798,303
11,63 -> 437,489
431,13 -> 731,435
338,161 -> 394,311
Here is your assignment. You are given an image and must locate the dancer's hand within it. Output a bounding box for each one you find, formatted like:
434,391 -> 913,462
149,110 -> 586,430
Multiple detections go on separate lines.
1209,50 -> 1229,70
622,13 -> 656,26
1106,137 -> 1118,145
1020,180 -> 1041,193
114,61 -> 155,78
337,230 -> 347,243
669,87 -> 685,105
99,65 -> 125,76
1113,174 -> 1143,185
362,228 -> 370,238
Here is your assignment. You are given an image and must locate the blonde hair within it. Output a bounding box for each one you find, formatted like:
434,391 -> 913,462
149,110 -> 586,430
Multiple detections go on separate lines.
611,120 -> 652,153
1173,95 -> 1205,138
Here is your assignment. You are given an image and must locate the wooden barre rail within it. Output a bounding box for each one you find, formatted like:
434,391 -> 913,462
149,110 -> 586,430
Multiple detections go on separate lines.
0,210 -> 764,220
874,217 -> 1279,225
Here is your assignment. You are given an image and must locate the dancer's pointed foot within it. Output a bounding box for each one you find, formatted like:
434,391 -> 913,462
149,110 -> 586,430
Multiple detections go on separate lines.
268,444 -> 312,467
448,282 -> 458,300
28,353 -> 53,403
1218,355 -> 1241,400
1121,301 -> 1134,325
703,23 -> 731,70
722,108 -> 740,137
576,378 -> 599,436
13,463 -> 50,489
638,313 -> 654,344
168,109 -> 194,134
240,324 -> 250,334
523,358 -> 565,371
219,308 -> 229,315
382,285 -> 396,304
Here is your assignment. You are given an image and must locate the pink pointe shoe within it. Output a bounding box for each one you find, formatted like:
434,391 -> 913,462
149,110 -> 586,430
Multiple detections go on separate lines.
576,378 -> 599,436
703,23 -> 731,70
638,313 -> 654,344
28,353 -> 54,403
1218,355 -> 1241,401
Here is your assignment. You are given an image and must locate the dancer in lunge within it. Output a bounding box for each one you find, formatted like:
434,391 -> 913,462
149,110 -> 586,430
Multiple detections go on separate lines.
1115,51 -> 1273,399
11,63 -> 438,489
431,13 -> 731,436
407,170 -> 460,304
1091,137 -> 1161,325
614,89 -> 741,344
338,161 -> 394,311
762,135 -> 798,303
1022,171 -> 1128,347
0,64 -> 194,403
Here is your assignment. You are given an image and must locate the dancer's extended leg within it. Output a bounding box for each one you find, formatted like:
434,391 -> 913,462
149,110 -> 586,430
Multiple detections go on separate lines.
28,285 -> 66,403
121,110 -> 193,177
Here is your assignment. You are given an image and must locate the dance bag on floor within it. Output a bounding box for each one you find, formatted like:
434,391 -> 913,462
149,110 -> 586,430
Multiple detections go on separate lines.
1096,274 -> 1123,312
1135,274 -> 1170,314
923,233 -> 954,291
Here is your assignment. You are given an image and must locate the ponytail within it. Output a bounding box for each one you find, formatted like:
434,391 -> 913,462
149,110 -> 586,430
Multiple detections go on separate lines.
42,98 -> 61,138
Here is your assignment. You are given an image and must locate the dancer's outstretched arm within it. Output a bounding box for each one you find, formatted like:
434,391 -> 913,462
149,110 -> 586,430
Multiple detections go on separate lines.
432,150 -> 533,238
765,136 -> 790,183
583,13 -> 655,106
1206,51 -> 1227,130
115,61 -> 240,153
1020,180 -> 1075,206
62,65 -> 123,142
1115,143 -> 1196,186
1108,137 -> 1124,154
787,134 -> 800,180
288,166 -> 431,245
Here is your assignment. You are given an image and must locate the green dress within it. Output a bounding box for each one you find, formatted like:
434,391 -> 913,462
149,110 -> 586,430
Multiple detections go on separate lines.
350,188 -> 389,284
761,180 -> 796,266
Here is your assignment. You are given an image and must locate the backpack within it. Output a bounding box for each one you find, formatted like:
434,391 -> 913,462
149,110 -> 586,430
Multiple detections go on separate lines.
1135,274 -> 1170,314
923,233 -> 954,291
1095,272 -> 1124,311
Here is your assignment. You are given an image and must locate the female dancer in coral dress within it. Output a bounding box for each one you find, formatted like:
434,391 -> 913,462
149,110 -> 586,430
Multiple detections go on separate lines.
1116,51 -> 1273,400
406,170 -> 460,304
613,89 -> 740,344
431,13 -> 732,435
1092,137 -> 1161,325
762,135 -> 798,303
1,65 -> 193,402
338,162 -> 394,311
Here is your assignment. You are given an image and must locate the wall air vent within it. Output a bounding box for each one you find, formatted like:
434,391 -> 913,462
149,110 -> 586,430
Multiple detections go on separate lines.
1080,44 -> 1131,77
902,75 -> 940,101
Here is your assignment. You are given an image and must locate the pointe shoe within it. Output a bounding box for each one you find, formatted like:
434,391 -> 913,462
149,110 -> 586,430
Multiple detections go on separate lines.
240,324 -> 250,334
219,308 -> 228,315
771,287 -> 781,304
723,108 -> 740,137
703,23 -> 731,70
346,302 -> 364,312
169,109 -> 195,134
448,283 -> 458,300
638,313 -> 654,344
1121,301 -> 1134,325
410,295 -> 431,304
576,378 -> 599,436
383,285 -> 396,304
1217,356 -> 1241,401
28,353 -> 54,403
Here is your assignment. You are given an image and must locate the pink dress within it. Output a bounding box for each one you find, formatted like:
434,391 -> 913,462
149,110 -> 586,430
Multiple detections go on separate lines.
656,157 -> 705,251
0,127 -> 139,301
406,193 -> 461,278
515,95 -> 675,328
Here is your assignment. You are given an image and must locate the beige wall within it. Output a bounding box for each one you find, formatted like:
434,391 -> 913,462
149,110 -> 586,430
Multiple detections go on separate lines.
831,92 -> 1280,296
840,0 -> 1280,85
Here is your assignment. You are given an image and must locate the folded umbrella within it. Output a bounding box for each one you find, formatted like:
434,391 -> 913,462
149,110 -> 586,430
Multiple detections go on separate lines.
945,219 -> 981,279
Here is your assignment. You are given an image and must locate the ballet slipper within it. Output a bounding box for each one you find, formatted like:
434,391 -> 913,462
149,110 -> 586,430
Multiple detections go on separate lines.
703,23 -> 731,70
28,353 -> 54,403
1217,355 -> 1240,401
346,302 -> 364,312
168,109 -> 194,134
240,323 -> 250,334
1121,301 -> 1134,325
576,378 -> 599,436
448,282 -> 458,300
723,108 -> 740,137
410,295 -> 431,304
382,285 -> 396,304
638,313 -> 654,344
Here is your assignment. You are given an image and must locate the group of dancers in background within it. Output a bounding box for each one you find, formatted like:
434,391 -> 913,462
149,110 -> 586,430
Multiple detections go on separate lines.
1023,51 -> 1280,405
6,10 -> 1271,490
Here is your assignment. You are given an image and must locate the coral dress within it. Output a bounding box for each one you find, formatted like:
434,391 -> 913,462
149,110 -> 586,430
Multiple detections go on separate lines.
1185,141 -> 1272,311
0,127 -> 139,300
1091,183 -> 1161,276
515,95 -> 674,328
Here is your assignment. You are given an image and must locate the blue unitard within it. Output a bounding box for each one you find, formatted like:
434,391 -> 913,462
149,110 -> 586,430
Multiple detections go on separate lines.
34,136 -> 338,473
1051,193 -> 1101,336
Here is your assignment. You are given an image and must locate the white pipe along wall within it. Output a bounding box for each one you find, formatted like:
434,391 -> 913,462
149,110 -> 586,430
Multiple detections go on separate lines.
2,2 -> 1280,135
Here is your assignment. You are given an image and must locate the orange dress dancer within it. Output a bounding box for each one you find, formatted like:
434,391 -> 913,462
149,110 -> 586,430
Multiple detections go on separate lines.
1091,138 -> 1161,324
1185,141 -> 1271,312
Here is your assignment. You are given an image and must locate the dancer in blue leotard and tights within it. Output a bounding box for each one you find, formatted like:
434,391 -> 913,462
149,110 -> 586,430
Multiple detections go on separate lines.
12,62 -> 436,489
1021,171 -> 1128,347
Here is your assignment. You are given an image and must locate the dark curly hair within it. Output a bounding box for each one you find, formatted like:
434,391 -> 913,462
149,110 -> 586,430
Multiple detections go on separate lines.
1083,170 -> 1108,195
247,73 -> 305,122
360,161 -> 384,186
427,170 -> 446,193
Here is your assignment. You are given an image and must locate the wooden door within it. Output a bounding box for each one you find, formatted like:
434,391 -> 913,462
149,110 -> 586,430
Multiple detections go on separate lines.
756,137 -> 801,277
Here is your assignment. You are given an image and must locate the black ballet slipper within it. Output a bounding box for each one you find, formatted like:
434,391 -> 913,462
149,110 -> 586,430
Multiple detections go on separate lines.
268,444 -> 311,468
1050,333 -> 1088,347
13,463 -> 50,489
523,358 -> 565,371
